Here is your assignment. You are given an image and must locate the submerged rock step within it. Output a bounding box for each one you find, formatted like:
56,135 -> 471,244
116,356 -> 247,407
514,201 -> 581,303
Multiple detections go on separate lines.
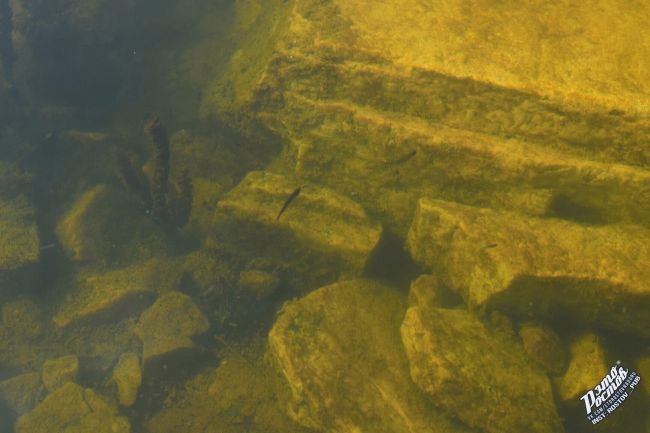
401,306 -> 564,433
286,96 -> 650,233
406,198 -> 650,337
217,170 -> 382,274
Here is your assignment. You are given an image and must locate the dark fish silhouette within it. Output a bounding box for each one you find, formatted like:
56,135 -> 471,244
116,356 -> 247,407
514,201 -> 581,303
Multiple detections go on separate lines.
383,149 -> 416,165
276,187 -> 301,221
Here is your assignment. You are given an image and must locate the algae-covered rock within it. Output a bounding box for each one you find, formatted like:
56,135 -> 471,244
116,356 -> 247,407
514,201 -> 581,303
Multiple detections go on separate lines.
1,299 -> 43,340
15,382 -> 130,433
407,198 -> 650,337
268,278 -> 473,433
204,0 -> 650,235
407,274 -> 460,309
217,171 -> 382,274
0,195 -> 38,271
56,184 -> 169,265
556,332 -> 609,404
145,348 -> 310,433
134,291 -> 209,364
518,322 -> 566,375
42,354 -> 79,392
401,306 -> 563,433
111,352 -> 141,407
0,372 -> 44,416
0,300 -> 44,369
54,257 -> 181,328
238,269 -> 279,300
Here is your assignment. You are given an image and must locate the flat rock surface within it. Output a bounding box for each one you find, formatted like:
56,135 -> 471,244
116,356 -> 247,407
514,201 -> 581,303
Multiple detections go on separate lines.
134,291 -> 209,362
15,382 -> 130,433
401,306 -> 563,433
407,198 -> 650,337
54,258 -> 180,328
268,278 -> 474,433
217,171 -> 382,272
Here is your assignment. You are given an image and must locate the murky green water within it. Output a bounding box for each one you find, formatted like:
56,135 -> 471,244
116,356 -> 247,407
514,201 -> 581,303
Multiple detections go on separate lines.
0,1 -> 648,433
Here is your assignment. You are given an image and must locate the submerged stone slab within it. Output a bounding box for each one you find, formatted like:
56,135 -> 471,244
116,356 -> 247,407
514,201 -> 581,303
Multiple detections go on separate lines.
0,372 -> 44,416
15,382 -> 130,433
217,171 -> 382,273
268,278 -> 474,433
54,258 -> 180,328
203,0 -> 650,235
407,198 -> 650,337
401,306 -> 563,433
134,291 -> 209,363
42,355 -> 79,392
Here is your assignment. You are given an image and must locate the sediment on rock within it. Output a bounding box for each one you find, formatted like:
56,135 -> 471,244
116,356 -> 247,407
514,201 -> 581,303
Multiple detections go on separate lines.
401,306 -> 564,433
217,170 -> 382,275
268,278 -> 475,433
406,198 -> 650,337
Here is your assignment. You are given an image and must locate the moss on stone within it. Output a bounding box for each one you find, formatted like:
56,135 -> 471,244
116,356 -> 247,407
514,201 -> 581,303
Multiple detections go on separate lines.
134,291 -> 209,363
111,352 -> 141,407
41,354 -> 79,392
268,278 -> 473,433
15,382 -> 130,433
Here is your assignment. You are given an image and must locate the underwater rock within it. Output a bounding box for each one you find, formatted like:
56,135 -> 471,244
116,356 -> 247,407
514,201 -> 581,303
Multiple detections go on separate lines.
1,299 -> 42,340
41,355 -> 79,393
407,198 -> 650,338
203,0 -> 650,235
407,274 -> 460,309
556,332 -> 609,404
217,171 -> 382,274
0,372 -> 44,416
53,258 -> 180,328
268,278 -> 474,433
55,184 -> 170,265
238,269 -> 279,300
518,322 -> 566,375
401,306 -> 563,433
0,195 -> 38,271
15,382 -> 130,433
145,347 -> 310,433
111,352 -> 141,407
134,291 -> 209,365
0,300 -> 44,369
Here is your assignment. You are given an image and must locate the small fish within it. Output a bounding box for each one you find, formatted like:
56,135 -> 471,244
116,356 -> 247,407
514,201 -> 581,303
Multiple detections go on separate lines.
483,243 -> 498,250
276,187 -> 301,221
383,149 -> 416,165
